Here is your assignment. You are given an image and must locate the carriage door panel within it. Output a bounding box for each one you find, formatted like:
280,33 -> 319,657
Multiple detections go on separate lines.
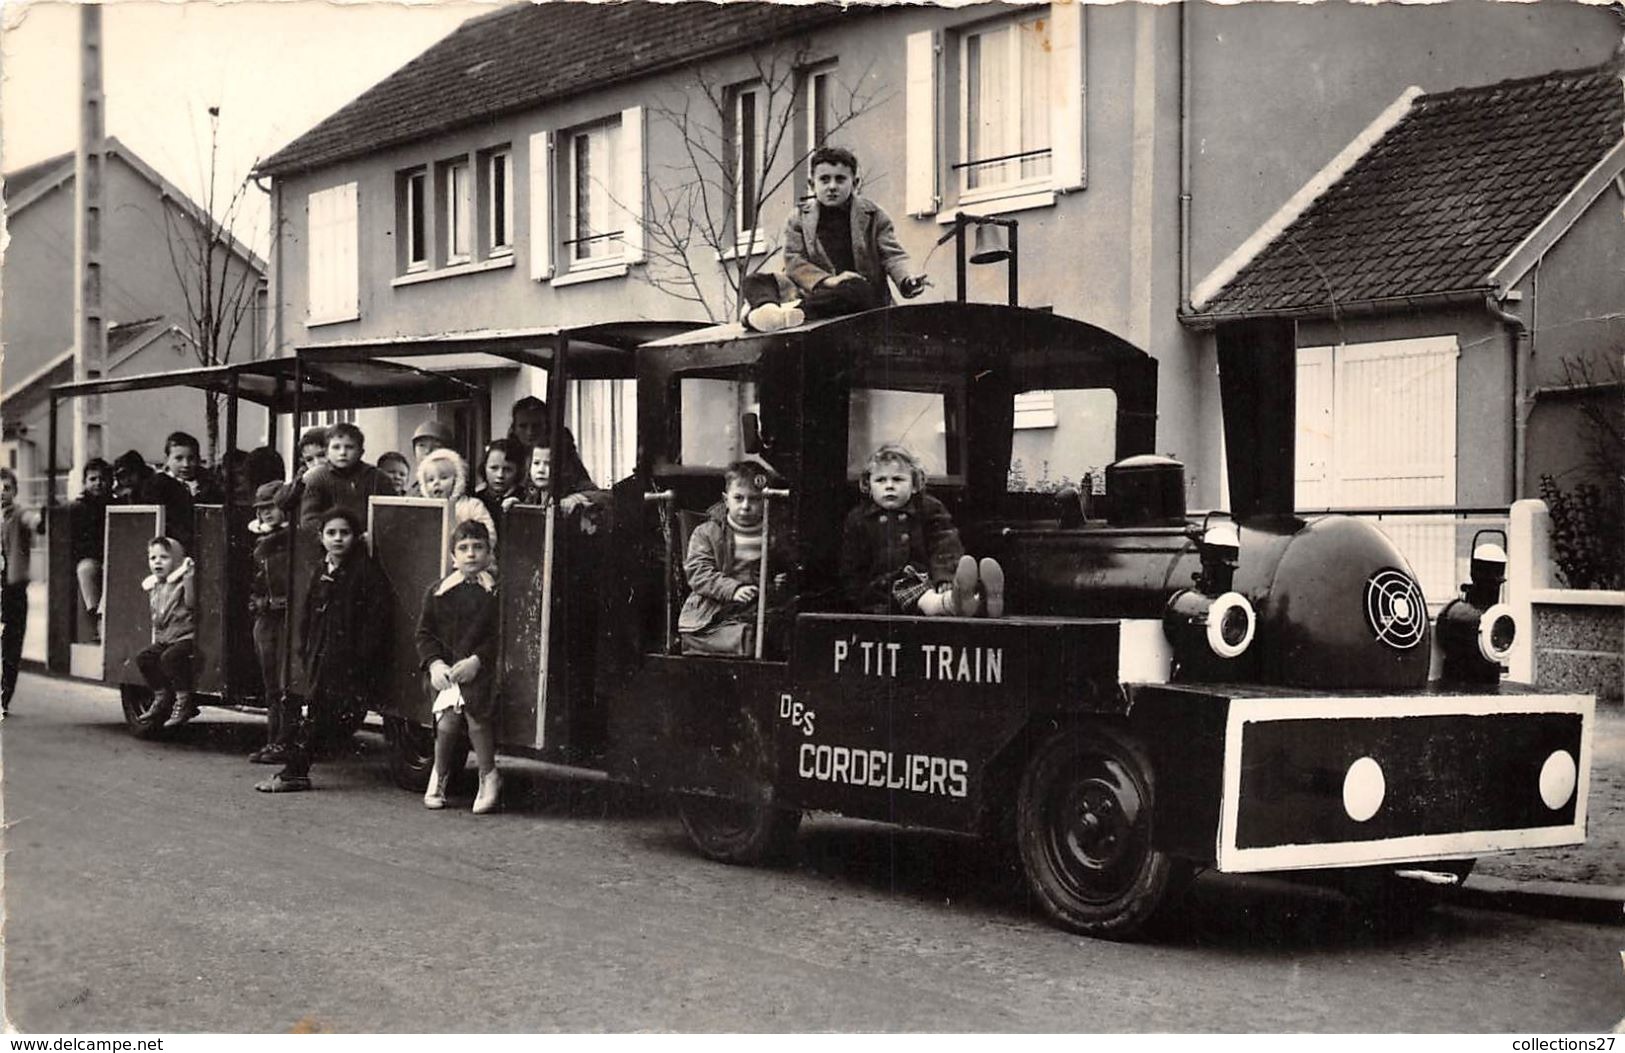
101,506 -> 162,687
190,506 -> 231,695
498,505 -> 547,751
368,498 -> 452,724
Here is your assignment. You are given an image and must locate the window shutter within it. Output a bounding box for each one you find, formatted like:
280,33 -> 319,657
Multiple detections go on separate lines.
529,130 -> 554,281
334,182 -> 359,318
1295,345 -> 1334,510
618,106 -> 645,262
904,29 -> 939,217
1331,336 -> 1457,508
1047,2 -> 1085,191
306,190 -> 329,320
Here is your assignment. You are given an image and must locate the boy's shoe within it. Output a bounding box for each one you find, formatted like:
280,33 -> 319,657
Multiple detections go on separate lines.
423,766 -> 449,810
254,772 -> 312,793
979,557 -> 1006,618
950,555 -> 979,617
164,691 -> 198,728
248,744 -> 290,765
142,689 -> 173,723
472,769 -> 502,815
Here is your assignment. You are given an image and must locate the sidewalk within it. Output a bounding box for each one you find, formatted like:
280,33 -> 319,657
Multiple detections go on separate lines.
1464,702 -> 1625,924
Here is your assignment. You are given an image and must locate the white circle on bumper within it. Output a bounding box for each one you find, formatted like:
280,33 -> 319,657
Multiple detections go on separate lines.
1342,756 -> 1386,822
1538,750 -> 1578,811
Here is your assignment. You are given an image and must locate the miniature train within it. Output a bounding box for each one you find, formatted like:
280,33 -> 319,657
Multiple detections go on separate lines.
47,304 -> 1592,939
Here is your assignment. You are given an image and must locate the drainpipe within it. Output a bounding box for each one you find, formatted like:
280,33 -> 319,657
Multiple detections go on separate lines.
1177,1 -> 1193,314
1484,292 -> 1529,499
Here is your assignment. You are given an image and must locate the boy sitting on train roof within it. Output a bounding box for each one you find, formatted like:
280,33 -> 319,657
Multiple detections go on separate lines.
841,443 -> 1003,618
781,146 -> 929,319
136,535 -> 200,728
416,518 -> 502,814
679,462 -> 796,657
297,422 -> 396,532
258,507 -> 391,793
247,481 -> 297,766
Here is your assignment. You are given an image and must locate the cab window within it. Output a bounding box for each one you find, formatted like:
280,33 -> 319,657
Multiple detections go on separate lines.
1007,387 -> 1117,491
678,375 -> 759,468
846,385 -> 963,483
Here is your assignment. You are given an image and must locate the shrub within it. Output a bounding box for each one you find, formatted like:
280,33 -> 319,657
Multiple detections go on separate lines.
1539,474 -> 1624,590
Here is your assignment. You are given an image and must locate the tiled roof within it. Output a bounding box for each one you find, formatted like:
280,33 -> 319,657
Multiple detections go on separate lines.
1195,66 -> 1624,318
257,1 -> 859,177
108,317 -> 168,356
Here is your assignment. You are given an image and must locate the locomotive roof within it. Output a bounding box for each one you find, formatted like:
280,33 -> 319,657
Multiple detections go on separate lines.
49,356 -> 478,413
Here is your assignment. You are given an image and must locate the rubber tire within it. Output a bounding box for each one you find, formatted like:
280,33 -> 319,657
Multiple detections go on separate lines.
120,684 -> 170,739
383,716 -> 467,793
676,793 -> 802,866
1016,723 -> 1188,940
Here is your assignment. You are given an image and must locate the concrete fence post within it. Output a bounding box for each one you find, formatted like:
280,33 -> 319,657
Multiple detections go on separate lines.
1506,498 -> 1550,683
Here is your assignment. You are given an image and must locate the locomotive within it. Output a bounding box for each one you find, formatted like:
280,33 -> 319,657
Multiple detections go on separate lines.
44,306 -> 1591,941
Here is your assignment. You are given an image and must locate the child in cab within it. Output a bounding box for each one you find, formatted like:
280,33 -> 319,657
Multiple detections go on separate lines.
257,507 -> 391,793
679,462 -> 795,656
416,519 -> 502,814
841,443 -> 1003,618
137,536 -> 199,728
416,448 -> 497,549
247,482 -> 295,764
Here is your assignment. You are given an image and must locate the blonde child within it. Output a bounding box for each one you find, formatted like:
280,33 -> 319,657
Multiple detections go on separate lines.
840,443 -> 1003,617
416,519 -> 502,813
416,448 -> 497,550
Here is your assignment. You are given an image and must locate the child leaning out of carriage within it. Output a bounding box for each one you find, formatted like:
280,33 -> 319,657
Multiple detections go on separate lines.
416,518 -> 502,814
841,443 -> 1004,618
679,461 -> 796,657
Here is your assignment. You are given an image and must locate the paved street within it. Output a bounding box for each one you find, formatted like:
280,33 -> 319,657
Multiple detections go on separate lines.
3,672 -> 1621,1033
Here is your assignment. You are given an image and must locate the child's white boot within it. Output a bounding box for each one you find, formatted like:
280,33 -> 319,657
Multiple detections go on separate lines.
472,768 -> 502,815
423,765 -> 449,810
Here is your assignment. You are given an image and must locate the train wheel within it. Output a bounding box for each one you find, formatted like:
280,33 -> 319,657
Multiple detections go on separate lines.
1017,724 -> 1187,939
383,716 -> 466,792
120,685 -> 170,739
676,793 -> 801,866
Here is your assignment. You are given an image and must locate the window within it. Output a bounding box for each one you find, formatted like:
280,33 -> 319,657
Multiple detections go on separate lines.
846,386 -> 963,483
531,108 -> 645,284
441,158 -> 472,263
904,3 -> 1084,218
486,149 -> 512,254
299,408 -> 356,429
307,182 -> 359,324
960,14 -> 1051,196
802,64 -> 836,167
568,121 -> 621,265
398,168 -> 428,270
730,82 -> 766,249
1008,389 -> 1117,492
565,378 -> 635,484
679,375 -> 758,468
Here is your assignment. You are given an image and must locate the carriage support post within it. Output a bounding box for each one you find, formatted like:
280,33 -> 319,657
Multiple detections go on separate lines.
279,356 -> 304,703
47,393 -> 59,509
754,487 -> 790,660
223,371 -> 241,697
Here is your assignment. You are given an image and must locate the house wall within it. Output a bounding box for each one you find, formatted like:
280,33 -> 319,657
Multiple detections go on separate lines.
1297,306 -> 1512,508
1520,184 -> 1625,493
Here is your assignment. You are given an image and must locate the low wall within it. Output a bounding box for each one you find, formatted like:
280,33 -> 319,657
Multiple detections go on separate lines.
1508,499 -> 1625,706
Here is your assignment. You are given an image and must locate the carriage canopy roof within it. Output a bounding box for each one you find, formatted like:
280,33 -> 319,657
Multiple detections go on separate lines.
299,321 -> 703,379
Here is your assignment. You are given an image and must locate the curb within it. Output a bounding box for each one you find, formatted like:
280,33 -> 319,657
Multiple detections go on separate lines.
1458,875 -> 1625,925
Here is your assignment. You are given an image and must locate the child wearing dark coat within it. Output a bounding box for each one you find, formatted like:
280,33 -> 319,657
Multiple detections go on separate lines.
417,519 -> 502,813
841,444 -> 1003,617
247,481 -> 295,765
257,507 -> 391,793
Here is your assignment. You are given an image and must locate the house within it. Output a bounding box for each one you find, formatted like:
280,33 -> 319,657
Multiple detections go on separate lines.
1185,66 -> 1624,599
254,1 -> 1617,508
1,138 -> 269,495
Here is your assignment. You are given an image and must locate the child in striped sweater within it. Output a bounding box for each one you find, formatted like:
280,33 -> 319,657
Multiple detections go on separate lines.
678,462 -> 794,656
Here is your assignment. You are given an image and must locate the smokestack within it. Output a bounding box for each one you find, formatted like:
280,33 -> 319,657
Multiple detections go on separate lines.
1216,318 -> 1298,520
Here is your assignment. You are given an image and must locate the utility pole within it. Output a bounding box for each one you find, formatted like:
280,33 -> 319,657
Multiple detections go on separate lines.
72,2 -> 107,489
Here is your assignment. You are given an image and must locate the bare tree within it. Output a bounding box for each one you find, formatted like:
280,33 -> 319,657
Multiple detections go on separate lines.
161,106 -> 264,464
635,43 -> 888,321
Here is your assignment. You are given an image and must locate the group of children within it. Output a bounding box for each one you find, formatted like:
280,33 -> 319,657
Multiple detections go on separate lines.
28,144 -> 1002,809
